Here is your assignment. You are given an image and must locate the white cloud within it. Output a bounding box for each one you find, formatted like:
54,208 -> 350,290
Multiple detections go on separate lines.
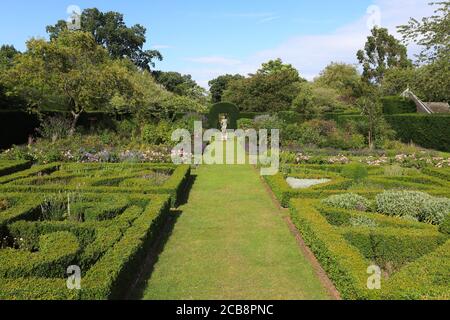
184,0 -> 435,87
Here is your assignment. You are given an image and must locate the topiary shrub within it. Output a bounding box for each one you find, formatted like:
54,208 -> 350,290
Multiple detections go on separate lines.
376,191 -> 450,225
322,193 -> 371,212
341,164 -> 368,181
208,102 -> 240,129
439,214 -> 450,234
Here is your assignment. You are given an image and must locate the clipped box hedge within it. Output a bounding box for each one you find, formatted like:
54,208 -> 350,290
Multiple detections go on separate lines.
0,192 -> 171,300
265,164 -> 450,207
0,163 -> 190,207
290,199 -> 450,300
264,172 -> 351,207
0,161 -> 32,177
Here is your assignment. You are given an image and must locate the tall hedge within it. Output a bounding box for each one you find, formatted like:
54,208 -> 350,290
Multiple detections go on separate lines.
0,111 -> 122,150
381,96 -> 417,115
0,111 -> 39,150
208,102 -> 240,129
385,114 -> 450,152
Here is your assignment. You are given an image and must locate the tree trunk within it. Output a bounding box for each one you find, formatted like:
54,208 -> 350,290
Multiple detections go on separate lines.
69,111 -> 82,136
368,129 -> 374,150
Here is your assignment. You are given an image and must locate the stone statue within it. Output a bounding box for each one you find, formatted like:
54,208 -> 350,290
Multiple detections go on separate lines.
221,116 -> 228,141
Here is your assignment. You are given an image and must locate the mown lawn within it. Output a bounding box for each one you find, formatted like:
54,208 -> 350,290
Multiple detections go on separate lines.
140,164 -> 330,300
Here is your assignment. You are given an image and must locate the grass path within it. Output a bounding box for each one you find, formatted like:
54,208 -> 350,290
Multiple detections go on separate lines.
139,164 -> 330,300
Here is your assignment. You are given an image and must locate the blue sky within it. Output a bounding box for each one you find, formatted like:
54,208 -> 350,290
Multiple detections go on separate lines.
0,0 -> 434,87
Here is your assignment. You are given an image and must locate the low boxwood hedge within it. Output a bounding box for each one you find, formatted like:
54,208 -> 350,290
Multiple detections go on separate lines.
264,172 -> 351,207
0,163 -> 190,207
0,232 -> 80,278
0,161 -> 32,177
290,199 -> 450,300
0,193 -> 171,300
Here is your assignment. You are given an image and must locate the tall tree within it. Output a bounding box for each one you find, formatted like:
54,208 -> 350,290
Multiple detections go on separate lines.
0,45 -> 25,110
314,62 -> 363,101
0,45 -> 20,68
46,8 -> 162,70
358,93 -> 384,150
257,58 -> 300,78
222,60 -> 304,112
4,31 -> 138,134
208,74 -> 244,103
153,71 -> 206,101
357,27 -> 412,84
398,1 -> 449,63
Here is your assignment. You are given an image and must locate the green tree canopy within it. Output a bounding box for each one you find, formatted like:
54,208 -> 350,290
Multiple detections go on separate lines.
357,27 -> 412,84
153,71 -> 206,102
0,45 -> 20,69
208,74 -> 244,103
222,59 -> 304,112
314,62 -> 364,101
46,8 -> 162,71
398,1 -> 449,63
381,2 -> 449,102
0,45 -> 25,110
257,58 -> 300,78
3,31 -> 140,134
292,82 -> 350,115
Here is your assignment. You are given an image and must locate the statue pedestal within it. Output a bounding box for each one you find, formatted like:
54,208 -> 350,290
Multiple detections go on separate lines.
221,133 -> 228,141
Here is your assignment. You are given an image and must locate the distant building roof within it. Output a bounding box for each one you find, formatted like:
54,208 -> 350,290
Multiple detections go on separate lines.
425,102 -> 450,113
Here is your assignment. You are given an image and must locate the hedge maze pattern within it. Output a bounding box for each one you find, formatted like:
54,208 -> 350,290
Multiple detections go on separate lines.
0,162 -> 190,300
264,164 -> 450,300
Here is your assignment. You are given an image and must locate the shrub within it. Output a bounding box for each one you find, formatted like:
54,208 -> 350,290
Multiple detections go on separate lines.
341,164 -> 368,181
237,118 -> 254,130
0,199 -> 9,211
327,131 -> 366,150
297,122 -> 324,146
253,115 -> 283,131
291,199 -> 449,300
349,216 -> 378,228
420,197 -> 450,225
141,121 -> 172,145
376,191 -> 450,225
322,193 -> 371,212
36,115 -> 72,142
439,215 -> 450,235
282,124 -> 304,143
376,191 -> 431,219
